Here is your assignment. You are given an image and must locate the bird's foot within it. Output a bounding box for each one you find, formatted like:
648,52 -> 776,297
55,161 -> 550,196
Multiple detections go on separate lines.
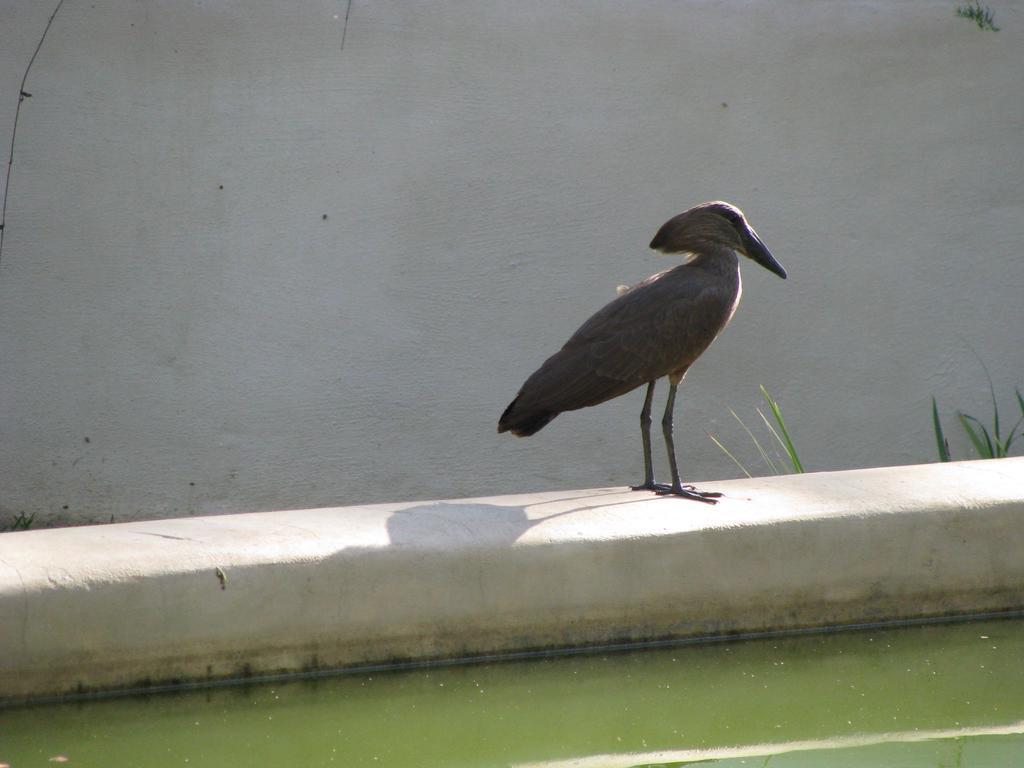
657,483 -> 721,504
630,481 -> 662,493
631,481 -> 721,504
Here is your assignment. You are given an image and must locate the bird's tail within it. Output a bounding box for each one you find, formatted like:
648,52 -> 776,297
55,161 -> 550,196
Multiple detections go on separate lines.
497,396 -> 558,437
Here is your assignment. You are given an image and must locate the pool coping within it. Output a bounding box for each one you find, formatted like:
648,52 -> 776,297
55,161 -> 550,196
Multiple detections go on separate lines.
2,457 -> 1023,705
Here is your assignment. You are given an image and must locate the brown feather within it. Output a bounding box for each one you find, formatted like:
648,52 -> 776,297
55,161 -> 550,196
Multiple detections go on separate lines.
497,201 -> 783,438
498,258 -> 740,434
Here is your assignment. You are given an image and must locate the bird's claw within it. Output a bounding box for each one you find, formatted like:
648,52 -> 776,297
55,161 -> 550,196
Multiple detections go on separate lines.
678,484 -> 723,499
656,485 -> 720,504
631,481 -> 674,494
631,482 -> 721,504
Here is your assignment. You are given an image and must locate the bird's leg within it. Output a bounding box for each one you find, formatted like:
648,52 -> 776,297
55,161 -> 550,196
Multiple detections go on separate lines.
655,381 -> 721,503
630,381 -> 657,491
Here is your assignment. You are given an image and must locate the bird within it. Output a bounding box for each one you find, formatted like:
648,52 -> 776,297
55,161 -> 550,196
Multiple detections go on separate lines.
497,201 -> 787,503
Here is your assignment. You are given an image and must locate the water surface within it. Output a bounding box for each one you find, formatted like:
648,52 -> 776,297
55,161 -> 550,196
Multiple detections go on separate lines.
1,618 -> 1022,767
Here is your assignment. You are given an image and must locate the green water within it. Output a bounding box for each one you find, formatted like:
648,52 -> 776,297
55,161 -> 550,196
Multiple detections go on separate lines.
2,619 -> 1023,767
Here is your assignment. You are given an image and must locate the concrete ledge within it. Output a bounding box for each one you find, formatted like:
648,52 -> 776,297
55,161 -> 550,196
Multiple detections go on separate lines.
2,458 -> 1023,704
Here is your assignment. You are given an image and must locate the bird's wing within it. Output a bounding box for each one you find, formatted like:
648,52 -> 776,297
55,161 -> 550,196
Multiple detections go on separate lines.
512,266 -> 736,413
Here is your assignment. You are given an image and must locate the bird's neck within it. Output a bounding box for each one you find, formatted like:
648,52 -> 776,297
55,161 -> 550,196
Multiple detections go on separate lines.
688,247 -> 740,279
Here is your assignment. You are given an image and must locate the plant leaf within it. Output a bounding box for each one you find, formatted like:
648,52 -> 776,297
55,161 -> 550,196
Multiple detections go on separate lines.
760,385 -> 805,473
732,407 -> 779,474
755,408 -> 787,473
707,431 -> 752,478
959,413 -> 995,458
1003,415 -> 1024,455
988,374 -> 1001,445
932,397 -> 951,462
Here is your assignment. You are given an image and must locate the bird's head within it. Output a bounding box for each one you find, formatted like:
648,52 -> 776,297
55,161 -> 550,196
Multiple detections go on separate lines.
649,201 -> 787,279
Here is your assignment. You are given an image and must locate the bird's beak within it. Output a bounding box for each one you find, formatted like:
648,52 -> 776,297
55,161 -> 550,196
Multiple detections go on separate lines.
744,227 -> 787,279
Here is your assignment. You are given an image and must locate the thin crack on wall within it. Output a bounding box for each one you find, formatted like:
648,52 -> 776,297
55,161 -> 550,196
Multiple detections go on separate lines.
0,0 -> 67,268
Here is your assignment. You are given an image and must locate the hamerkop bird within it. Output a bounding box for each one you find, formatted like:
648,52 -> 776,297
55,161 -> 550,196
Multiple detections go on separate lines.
497,201 -> 786,503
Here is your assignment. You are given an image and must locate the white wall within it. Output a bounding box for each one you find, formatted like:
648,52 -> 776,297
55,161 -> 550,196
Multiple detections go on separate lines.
1,0 -> 1022,526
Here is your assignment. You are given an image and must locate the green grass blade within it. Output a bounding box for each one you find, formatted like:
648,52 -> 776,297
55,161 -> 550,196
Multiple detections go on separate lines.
975,416 -> 999,457
988,377 -> 1001,445
707,431 -> 752,478
755,408 -> 788,473
932,396 -> 951,462
760,385 -> 805,473
731,407 -> 780,474
1003,415 -> 1024,454
959,413 -> 995,458
972,350 -> 1003,447
1006,390 -> 1024,455
3,511 -> 35,532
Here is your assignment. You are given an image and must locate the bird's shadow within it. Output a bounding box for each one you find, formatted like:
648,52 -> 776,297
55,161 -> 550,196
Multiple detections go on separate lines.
384,489 -> 661,549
